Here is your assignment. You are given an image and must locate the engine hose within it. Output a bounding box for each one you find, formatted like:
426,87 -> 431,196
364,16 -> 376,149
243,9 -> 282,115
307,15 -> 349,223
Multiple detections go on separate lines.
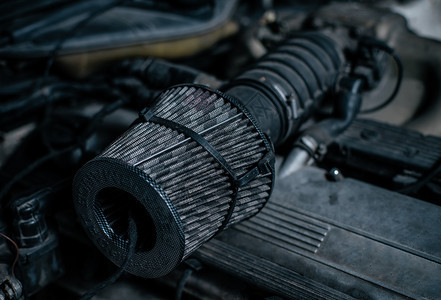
223,32 -> 344,146
72,32 -> 345,278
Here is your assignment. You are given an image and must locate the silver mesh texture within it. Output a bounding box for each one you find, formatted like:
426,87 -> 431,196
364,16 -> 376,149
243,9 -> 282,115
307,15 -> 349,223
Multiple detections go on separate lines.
73,84 -> 274,277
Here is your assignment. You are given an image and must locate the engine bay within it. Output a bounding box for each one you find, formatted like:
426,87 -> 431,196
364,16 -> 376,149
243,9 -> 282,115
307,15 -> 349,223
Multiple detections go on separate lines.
0,1 -> 440,299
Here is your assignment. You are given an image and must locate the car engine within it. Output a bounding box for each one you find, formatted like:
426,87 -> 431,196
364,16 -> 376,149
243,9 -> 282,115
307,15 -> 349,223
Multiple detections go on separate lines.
0,0 -> 440,299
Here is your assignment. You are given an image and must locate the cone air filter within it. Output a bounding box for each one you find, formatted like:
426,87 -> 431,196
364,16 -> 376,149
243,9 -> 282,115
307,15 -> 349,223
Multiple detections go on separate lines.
73,84 -> 275,278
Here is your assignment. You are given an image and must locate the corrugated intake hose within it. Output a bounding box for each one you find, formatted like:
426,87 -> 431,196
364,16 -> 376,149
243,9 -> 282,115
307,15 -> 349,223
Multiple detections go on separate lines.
224,32 -> 345,146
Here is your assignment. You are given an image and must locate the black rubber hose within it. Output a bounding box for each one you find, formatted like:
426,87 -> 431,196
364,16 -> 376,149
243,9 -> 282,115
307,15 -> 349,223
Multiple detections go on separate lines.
115,58 -> 220,89
1,0 -> 122,45
222,32 -> 345,146
302,77 -> 363,146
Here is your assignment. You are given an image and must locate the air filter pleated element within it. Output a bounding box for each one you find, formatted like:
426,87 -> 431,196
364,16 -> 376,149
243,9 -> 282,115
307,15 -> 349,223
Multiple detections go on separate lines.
73,84 -> 275,278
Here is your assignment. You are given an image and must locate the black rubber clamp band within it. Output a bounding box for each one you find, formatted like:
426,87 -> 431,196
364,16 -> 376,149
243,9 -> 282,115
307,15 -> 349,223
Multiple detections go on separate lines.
236,151 -> 275,187
138,109 -> 240,233
150,116 -> 238,183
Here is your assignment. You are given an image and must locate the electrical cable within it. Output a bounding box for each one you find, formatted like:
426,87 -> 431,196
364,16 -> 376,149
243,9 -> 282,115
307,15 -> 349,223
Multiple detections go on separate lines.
0,97 -> 127,208
397,157 -> 441,195
359,39 -> 403,114
292,141 -> 320,164
0,145 -> 77,209
0,80 -> 126,131
79,212 -> 138,300
79,98 -> 128,140
174,258 -> 202,300
175,268 -> 193,300
38,0 -> 126,89
0,79 -> 36,96
0,0 -> 81,30
0,232 -> 19,277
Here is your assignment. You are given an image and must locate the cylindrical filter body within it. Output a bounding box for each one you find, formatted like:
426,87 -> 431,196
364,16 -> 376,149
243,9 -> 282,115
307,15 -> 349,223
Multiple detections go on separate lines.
73,85 -> 275,277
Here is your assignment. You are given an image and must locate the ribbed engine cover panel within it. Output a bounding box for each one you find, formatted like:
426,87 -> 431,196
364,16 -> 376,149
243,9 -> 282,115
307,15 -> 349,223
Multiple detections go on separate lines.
73,85 -> 274,278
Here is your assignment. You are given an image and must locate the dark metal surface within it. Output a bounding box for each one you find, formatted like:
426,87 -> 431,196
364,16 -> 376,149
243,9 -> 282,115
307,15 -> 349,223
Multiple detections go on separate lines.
324,118 -> 441,200
333,118 -> 441,172
199,166 -> 441,299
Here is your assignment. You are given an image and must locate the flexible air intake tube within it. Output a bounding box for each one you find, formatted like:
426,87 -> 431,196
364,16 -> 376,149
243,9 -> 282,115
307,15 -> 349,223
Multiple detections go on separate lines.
73,32 -> 344,278
224,32 -> 344,146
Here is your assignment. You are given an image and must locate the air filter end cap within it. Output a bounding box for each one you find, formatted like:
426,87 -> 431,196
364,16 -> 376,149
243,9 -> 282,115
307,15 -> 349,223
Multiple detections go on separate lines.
73,157 -> 185,278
